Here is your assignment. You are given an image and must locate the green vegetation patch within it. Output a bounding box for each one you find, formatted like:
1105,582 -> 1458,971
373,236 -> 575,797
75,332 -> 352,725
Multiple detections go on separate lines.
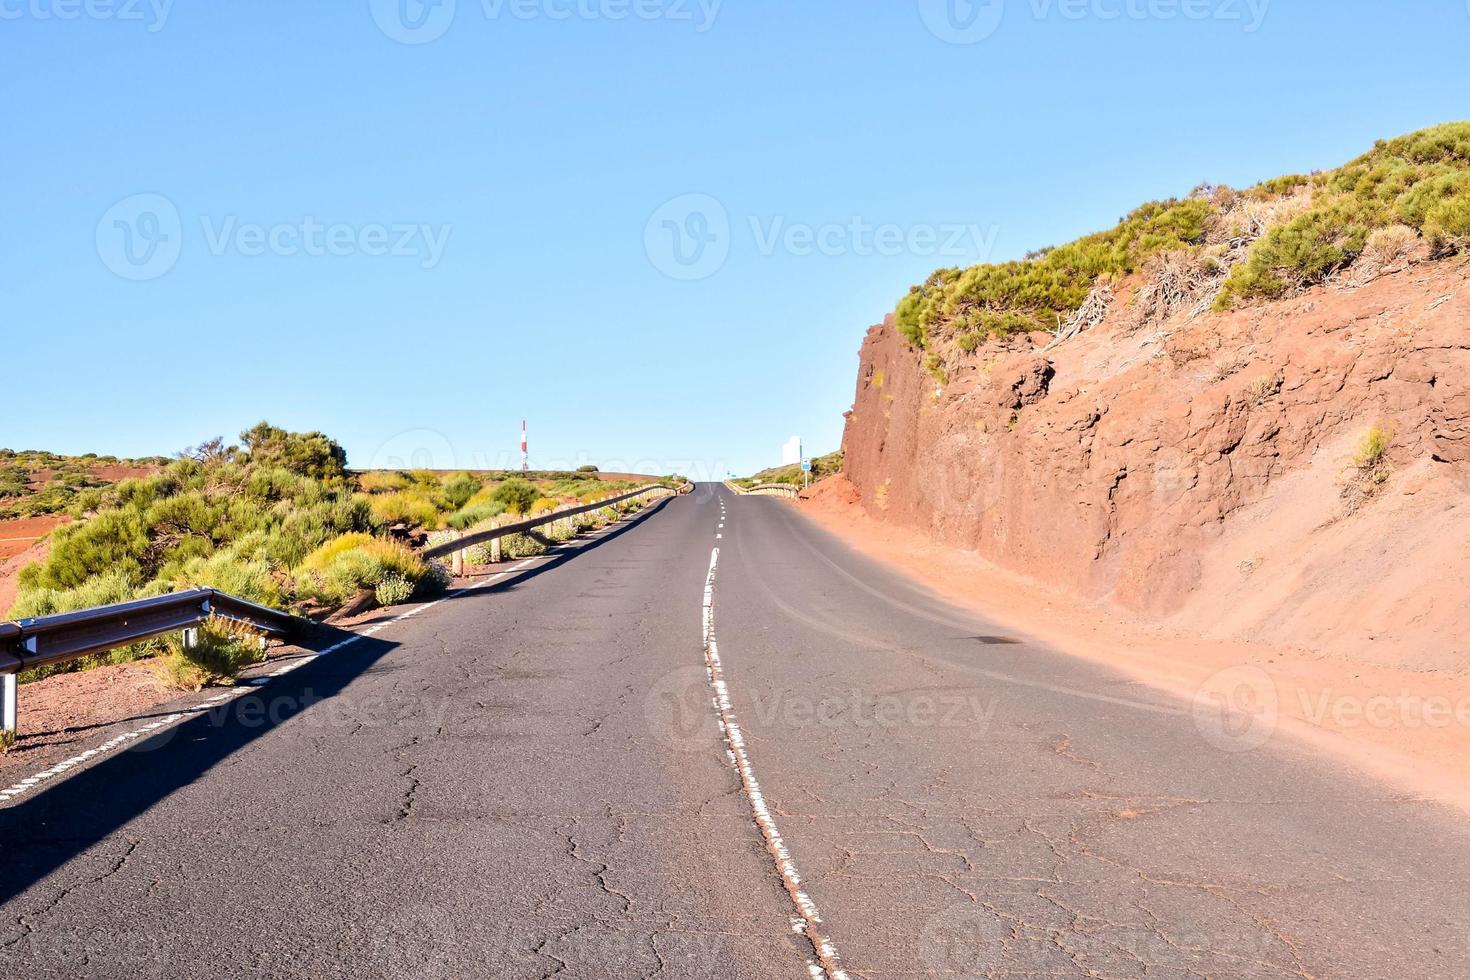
893,123 -> 1470,352
0,449 -> 165,520
736,451 -> 844,488
1216,123 -> 1470,306
896,198 -> 1213,348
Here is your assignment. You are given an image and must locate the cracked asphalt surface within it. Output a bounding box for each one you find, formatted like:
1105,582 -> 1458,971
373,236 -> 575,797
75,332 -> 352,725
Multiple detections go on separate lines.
2,484 -> 1469,978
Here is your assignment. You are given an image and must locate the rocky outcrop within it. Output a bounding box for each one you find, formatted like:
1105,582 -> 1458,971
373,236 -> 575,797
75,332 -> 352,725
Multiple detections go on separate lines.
841,257 -> 1470,670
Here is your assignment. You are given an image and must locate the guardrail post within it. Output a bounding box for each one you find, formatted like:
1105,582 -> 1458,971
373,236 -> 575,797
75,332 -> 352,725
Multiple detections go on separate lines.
452,549 -> 465,577
490,538 -> 501,564
2,671 -> 18,733
182,627 -> 199,649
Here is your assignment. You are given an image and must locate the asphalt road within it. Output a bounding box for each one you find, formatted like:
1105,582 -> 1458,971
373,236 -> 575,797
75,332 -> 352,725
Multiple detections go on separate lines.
2,484 -> 1468,978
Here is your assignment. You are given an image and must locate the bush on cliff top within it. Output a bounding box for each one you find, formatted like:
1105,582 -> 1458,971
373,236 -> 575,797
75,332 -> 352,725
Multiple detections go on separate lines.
896,197 -> 1213,348
1216,124 -> 1470,306
896,122 -> 1470,349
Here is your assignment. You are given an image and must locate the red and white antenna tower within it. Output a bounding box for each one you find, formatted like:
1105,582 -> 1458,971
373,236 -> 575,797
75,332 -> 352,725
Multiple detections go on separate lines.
520,420 -> 529,472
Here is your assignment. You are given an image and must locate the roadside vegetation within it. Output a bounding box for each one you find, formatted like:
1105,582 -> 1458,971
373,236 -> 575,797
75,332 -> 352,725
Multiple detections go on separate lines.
4,423 -> 677,683
733,451 -> 843,489
897,122 -> 1470,360
150,616 -> 268,691
1341,426 -> 1394,514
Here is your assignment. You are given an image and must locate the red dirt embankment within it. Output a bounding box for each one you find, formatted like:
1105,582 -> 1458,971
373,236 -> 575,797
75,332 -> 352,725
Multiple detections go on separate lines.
0,516 -> 63,562
841,257 -> 1470,672
0,524 -> 59,615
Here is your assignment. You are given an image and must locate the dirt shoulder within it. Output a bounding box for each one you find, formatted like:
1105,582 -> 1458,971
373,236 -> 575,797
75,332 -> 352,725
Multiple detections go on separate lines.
799,476 -> 1470,814
0,590 -> 446,784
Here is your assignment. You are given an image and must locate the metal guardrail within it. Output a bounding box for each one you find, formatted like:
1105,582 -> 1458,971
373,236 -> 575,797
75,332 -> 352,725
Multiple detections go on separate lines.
0,482 -> 688,734
727,482 -> 801,499
0,589 -> 296,732
423,482 -> 683,563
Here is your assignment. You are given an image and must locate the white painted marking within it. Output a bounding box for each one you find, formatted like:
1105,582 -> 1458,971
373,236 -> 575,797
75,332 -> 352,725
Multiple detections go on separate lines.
699,547 -> 847,980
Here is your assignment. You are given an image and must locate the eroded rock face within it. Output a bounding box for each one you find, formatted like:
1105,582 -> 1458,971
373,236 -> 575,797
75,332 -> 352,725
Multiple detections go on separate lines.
841,258 -> 1470,668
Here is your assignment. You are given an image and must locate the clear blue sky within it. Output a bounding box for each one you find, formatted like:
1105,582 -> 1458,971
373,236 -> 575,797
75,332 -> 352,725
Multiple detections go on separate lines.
4,1 -> 1467,478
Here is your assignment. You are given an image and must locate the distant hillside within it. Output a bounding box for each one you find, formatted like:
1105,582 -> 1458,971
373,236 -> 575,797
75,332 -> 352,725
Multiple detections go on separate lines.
735,451 -> 843,488
0,450 -> 164,522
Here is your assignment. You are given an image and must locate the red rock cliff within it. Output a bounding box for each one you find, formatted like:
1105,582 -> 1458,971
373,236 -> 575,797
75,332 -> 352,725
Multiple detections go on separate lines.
841,258 -> 1470,670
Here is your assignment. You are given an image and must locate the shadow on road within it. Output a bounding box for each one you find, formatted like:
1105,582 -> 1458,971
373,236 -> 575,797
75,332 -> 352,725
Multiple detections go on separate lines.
0,494 -> 683,904
0,628 -> 401,905
429,492 -> 679,606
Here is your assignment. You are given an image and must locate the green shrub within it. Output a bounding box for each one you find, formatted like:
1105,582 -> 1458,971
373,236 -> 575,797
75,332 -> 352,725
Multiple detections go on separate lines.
239,422 -> 347,481
1218,122 -> 1470,306
1353,426 -> 1392,469
896,123 -> 1470,337
7,567 -> 139,621
152,616 -> 267,690
367,490 -> 442,529
447,499 -> 506,530
9,425 -> 394,647
441,472 -> 482,510
1217,198 -> 1376,305
498,532 -> 548,560
896,197 -> 1211,347
1342,425 -> 1394,513
19,510 -> 149,592
166,550 -> 283,607
491,478 -> 539,516
295,533 -> 434,607
357,471 -> 412,493
374,573 -> 414,607
0,467 -> 28,498
9,569 -> 162,682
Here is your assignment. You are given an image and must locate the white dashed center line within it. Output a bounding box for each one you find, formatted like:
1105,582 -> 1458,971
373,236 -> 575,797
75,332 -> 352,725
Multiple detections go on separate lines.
699,547 -> 846,979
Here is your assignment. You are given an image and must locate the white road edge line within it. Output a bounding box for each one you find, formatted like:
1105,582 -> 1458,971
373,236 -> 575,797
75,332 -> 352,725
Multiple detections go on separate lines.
0,512 -> 650,807
700,547 -> 848,980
